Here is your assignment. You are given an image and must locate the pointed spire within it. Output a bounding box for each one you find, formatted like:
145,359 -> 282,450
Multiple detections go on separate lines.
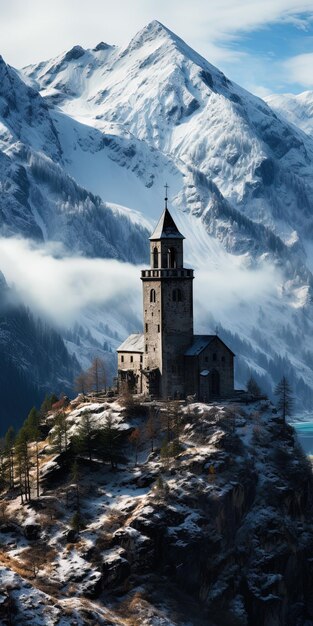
149,203 -> 184,240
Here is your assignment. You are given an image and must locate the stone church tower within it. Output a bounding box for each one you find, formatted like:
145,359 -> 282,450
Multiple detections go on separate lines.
141,199 -> 194,398
117,196 -> 235,401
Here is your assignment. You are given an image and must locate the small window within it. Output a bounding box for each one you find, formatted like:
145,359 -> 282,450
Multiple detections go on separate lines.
130,355 -> 133,363
140,355 -> 143,363
172,288 -> 182,302
205,356 -> 208,362
221,356 -> 225,363
213,353 -> 217,361
150,289 -> 156,303
157,324 -> 160,333
145,323 -> 148,332
145,344 -> 148,353
168,247 -> 177,268
121,355 -> 124,363
153,247 -> 158,269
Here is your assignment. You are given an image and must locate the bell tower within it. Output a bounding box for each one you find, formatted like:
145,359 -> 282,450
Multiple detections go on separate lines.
141,190 -> 194,398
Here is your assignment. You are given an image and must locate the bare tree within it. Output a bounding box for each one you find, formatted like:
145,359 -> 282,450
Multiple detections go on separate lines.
88,357 -> 107,394
75,371 -> 90,396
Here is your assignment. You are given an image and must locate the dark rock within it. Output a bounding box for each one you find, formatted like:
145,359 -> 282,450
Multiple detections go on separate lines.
200,69 -> 214,90
23,522 -> 41,540
93,42 -> 111,52
64,46 -> 85,62
66,528 -> 78,543
255,158 -> 275,186
102,549 -> 131,587
185,98 -> 200,117
81,572 -> 103,598
0,522 -> 19,534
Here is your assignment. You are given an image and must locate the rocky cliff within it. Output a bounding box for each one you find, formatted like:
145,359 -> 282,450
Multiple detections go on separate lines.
0,397 -> 312,625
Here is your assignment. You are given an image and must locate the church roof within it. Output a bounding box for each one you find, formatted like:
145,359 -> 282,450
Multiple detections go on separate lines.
117,333 -> 144,353
185,335 -> 235,357
149,208 -> 184,240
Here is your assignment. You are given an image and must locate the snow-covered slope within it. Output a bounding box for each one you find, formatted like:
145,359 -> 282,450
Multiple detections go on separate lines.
0,55 -> 149,261
265,91 -> 313,139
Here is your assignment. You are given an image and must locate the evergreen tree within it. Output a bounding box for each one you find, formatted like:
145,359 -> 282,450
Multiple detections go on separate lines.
275,376 -> 294,423
100,413 -> 121,469
246,375 -> 262,397
73,412 -> 98,462
24,407 -> 41,498
15,426 -> 32,503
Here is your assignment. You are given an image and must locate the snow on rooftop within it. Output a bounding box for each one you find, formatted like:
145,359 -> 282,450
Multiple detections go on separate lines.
117,332 -> 144,353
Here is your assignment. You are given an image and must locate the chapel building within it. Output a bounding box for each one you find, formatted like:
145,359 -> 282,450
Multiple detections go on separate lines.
117,198 -> 235,401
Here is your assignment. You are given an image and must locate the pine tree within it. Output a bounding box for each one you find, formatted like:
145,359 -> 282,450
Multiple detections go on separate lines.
24,407 -> 41,498
246,375 -> 262,397
275,376 -> 293,423
100,412 -> 121,469
73,412 -> 97,462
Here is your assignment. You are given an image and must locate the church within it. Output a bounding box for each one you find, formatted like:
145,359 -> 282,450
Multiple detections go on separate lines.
117,196 -> 235,401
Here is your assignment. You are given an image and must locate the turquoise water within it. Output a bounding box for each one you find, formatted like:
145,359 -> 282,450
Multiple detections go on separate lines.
292,422 -> 313,456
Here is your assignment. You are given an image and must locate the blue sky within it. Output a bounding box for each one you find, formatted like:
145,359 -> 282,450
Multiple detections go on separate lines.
1,0 -> 313,96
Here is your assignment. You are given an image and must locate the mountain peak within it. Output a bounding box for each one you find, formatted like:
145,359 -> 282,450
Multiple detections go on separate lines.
124,19 -> 179,54
63,45 -> 85,63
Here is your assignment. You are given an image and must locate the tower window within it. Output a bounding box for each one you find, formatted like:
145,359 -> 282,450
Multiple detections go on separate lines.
172,288 -> 182,302
140,355 -> 143,363
121,355 -> 124,363
145,344 -> 148,353
145,323 -> 148,332
153,246 -> 158,268
157,324 -> 160,332
130,355 -> 133,363
213,353 -> 217,361
150,289 -> 156,303
168,247 -> 177,269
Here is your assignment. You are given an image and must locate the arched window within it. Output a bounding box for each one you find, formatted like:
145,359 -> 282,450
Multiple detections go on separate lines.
153,247 -> 158,268
172,288 -> 182,302
150,289 -> 156,303
168,247 -> 177,268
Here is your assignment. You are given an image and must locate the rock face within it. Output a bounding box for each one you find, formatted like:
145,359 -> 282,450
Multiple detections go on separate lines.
103,402 -> 313,626
1,397 -> 312,625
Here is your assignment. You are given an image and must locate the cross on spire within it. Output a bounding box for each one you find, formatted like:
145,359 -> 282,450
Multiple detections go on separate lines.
164,183 -> 169,209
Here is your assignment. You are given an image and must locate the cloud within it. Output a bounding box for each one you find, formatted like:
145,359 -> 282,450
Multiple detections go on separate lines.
0,237 -> 280,335
283,52 -> 313,87
0,0 -> 312,71
0,238 -> 141,325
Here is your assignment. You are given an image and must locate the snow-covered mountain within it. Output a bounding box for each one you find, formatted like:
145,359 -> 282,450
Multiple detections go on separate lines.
2,21 -> 313,409
265,91 -> 313,140
0,55 -> 148,260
